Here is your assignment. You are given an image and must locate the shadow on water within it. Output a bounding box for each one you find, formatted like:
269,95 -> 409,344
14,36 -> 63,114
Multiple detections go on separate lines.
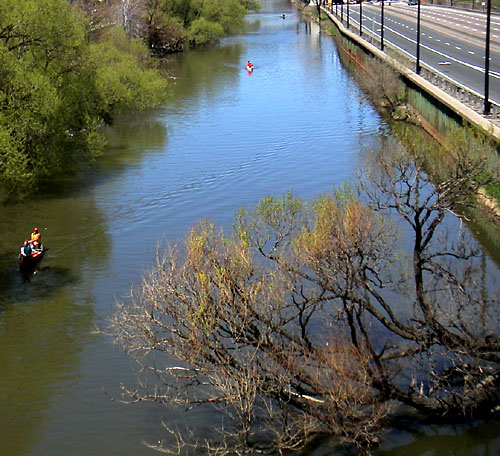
0,252 -> 76,313
19,263 -> 40,285
296,416 -> 500,456
0,181 -> 111,455
0,247 -> 94,456
19,264 -> 76,290
374,419 -> 500,456
0,250 -> 22,295
0,87 -> 169,456
0,108 -> 168,209
161,42 -> 246,107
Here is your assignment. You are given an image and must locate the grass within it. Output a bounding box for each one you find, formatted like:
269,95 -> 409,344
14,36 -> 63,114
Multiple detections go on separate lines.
485,183 -> 500,204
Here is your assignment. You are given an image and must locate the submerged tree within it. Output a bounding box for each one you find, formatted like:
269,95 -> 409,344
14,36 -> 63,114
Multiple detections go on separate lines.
111,136 -> 500,454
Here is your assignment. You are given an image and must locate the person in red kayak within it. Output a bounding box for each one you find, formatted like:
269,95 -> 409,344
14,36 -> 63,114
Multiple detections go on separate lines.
246,60 -> 254,70
32,240 -> 42,254
29,227 -> 41,245
20,240 -> 32,258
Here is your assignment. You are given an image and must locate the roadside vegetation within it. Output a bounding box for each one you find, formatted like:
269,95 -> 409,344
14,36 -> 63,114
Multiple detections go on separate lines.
0,0 -> 259,196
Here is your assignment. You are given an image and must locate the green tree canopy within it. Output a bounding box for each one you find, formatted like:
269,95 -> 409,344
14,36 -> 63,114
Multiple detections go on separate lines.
144,0 -> 259,51
0,0 -> 167,192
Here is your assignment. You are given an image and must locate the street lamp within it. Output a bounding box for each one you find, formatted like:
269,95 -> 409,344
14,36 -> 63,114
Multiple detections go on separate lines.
360,0 -> 363,36
380,0 -> 385,51
484,0 -> 491,114
416,0 -> 421,74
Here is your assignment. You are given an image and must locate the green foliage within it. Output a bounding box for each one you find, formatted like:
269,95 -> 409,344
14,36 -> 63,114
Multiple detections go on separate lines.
90,27 -> 168,113
419,127 -> 500,195
0,0 -> 91,188
0,0 -> 167,192
0,0 -> 254,191
148,13 -> 185,52
485,182 -> 500,204
237,192 -> 305,241
389,125 -> 500,210
145,0 -> 258,50
187,18 -> 225,46
241,0 -> 261,9
201,0 -> 247,35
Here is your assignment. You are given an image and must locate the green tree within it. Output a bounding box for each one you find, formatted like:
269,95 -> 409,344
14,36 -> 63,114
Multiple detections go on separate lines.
90,26 -> 168,115
141,0 -> 259,51
185,0 -> 250,45
0,0 -> 95,187
0,0 -> 167,191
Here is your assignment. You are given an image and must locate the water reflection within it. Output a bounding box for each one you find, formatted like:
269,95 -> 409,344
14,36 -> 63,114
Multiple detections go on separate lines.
467,207 -> 500,269
376,420 -> 500,456
0,279 -> 95,456
98,111 -> 168,174
162,43 -> 247,109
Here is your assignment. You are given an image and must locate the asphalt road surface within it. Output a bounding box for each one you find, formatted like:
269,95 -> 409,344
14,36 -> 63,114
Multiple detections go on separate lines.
336,2 -> 500,104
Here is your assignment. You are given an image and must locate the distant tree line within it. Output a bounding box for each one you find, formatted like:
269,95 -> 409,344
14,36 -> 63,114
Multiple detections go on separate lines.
0,0 -> 258,193
74,0 -> 261,52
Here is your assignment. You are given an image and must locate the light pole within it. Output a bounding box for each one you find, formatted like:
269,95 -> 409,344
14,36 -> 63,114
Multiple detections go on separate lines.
380,0 -> 385,51
359,0 -> 363,36
484,0 -> 491,114
416,0 -> 421,74
347,0 -> 350,28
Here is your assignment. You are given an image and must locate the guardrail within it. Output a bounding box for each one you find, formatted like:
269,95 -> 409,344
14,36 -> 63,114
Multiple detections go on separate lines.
321,4 -> 500,122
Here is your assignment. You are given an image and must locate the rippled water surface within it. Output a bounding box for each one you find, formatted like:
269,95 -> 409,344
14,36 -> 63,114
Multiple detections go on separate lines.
1,0 -> 498,455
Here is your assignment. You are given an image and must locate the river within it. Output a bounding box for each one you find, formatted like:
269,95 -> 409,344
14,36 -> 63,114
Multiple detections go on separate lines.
1,0 -> 499,455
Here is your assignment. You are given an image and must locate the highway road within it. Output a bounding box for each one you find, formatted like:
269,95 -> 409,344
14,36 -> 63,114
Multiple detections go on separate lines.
333,3 -> 500,106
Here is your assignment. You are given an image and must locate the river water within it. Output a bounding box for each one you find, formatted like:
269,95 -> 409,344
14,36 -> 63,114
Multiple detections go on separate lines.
1,0 -> 499,455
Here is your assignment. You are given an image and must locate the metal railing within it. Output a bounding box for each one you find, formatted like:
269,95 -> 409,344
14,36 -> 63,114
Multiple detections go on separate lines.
322,4 -> 500,121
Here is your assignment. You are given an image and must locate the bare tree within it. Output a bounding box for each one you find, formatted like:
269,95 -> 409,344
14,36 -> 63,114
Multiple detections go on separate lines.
111,134 -> 500,454
71,0 -> 115,38
354,133 -> 500,417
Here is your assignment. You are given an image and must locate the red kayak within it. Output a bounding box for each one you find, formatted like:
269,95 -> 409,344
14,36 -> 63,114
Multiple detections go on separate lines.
19,247 -> 45,269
